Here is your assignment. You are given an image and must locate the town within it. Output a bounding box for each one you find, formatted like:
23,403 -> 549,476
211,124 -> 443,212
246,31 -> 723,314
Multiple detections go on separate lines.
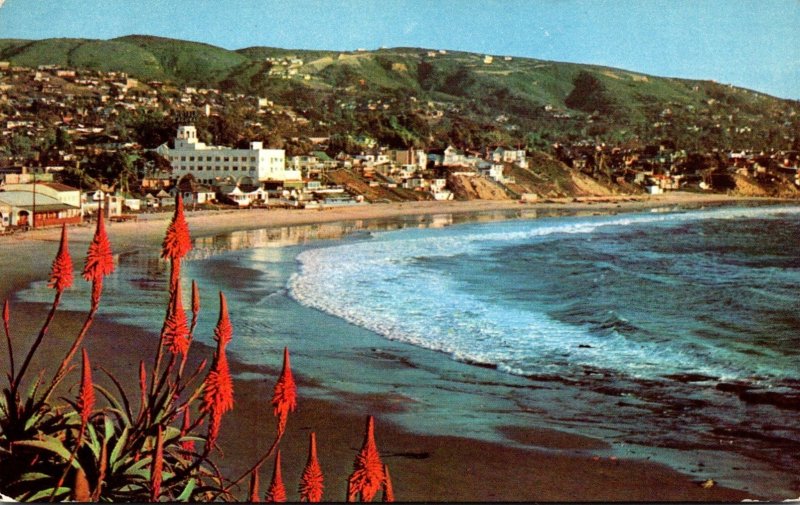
1,61 -> 799,231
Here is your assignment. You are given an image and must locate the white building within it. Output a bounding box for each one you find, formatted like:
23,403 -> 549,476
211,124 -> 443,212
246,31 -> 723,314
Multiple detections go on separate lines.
157,126 -> 300,185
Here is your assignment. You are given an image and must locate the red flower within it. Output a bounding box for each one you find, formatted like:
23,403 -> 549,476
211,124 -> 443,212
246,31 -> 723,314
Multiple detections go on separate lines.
2,299 -> 8,327
163,284 -> 190,355
161,194 -> 192,261
151,425 -> 164,501
347,416 -> 385,502
213,291 -> 232,346
265,450 -> 286,503
249,463 -> 262,503
299,432 -> 324,502
180,408 -> 195,455
77,348 -> 94,425
139,360 -> 147,411
381,464 -> 394,502
82,208 -> 114,283
272,347 -> 297,437
49,224 -> 73,293
200,292 -> 234,447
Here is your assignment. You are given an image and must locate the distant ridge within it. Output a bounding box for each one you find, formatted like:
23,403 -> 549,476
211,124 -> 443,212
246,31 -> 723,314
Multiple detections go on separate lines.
1,35 -> 796,151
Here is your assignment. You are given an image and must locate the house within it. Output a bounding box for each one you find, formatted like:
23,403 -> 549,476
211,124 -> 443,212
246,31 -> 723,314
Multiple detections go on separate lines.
156,126 -> 300,184
4,182 -> 82,210
82,190 -> 123,217
155,189 -> 174,208
443,145 -> 466,166
492,147 -> 528,168
387,148 -> 426,170
0,189 -> 82,228
217,184 -> 268,207
478,162 -> 505,182
174,175 -> 216,206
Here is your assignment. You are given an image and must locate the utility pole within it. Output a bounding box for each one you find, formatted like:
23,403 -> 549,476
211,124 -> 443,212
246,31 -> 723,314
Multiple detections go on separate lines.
31,174 -> 36,229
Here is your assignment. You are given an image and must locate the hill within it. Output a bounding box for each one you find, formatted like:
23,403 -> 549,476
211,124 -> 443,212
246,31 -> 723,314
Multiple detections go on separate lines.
0,36 -> 797,152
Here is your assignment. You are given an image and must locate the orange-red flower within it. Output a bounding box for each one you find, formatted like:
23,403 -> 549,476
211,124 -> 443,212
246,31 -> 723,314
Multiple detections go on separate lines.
381,464 -> 394,502
163,284 -> 190,355
299,432 -> 324,502
82,208 -> 114,283
249,463 -> 262,503
271,347 -> 296,437
151,425 -> 164,501
49,224 -> 73,293
265,450 -> 286,502
180,408 -> 195,455
139,360 -> 147,410
77,348 -> 94,425
200,292 -> 234,447
347,416 -> 385,502
161,194 -> 192,261
2,299 -> 8,326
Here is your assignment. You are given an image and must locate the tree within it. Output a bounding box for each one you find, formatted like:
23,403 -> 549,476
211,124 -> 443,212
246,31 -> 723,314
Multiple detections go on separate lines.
128,111 -> 175,148
9,134 -> 33,158
56,128 -> 71,150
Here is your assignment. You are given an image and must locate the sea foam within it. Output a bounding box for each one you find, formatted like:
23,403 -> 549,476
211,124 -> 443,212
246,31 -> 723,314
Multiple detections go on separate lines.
288,205 -> 800,381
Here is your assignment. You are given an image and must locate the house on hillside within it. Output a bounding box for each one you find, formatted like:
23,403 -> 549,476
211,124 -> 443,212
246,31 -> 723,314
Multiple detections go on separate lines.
443,145 -> 467,166
478,162 -> 506,182
492,147 -> 528,168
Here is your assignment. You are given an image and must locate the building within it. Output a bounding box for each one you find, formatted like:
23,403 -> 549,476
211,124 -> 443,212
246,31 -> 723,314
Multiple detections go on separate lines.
0,183 -> 82,228
4,182 -> 82,210
156,126 -> 300,185
174,174 -> 216,206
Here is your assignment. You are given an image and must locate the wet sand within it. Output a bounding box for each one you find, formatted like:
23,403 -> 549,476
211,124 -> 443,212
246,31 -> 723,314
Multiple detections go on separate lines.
1,193 -> 786,501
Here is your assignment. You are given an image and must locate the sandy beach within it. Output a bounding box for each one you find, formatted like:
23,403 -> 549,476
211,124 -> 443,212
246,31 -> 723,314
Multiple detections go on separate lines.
1,192 -> 789,501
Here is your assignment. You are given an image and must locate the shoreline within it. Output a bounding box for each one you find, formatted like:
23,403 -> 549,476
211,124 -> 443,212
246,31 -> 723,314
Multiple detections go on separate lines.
1,193 -> 792,501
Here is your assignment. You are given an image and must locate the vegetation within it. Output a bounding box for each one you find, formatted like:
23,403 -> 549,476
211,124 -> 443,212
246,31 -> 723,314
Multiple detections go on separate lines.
1,36 -> 798,152
0,199 -> 395,502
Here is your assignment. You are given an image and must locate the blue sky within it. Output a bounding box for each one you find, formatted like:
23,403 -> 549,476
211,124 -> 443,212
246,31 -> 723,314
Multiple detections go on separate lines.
0,0 -> 798,99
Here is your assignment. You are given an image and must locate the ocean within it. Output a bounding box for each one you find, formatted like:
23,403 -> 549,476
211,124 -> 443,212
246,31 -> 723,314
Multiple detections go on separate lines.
17,204 -> 800,497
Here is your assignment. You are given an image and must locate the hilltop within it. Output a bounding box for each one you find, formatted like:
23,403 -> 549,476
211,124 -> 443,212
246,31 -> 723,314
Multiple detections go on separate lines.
1,35 -> 798,153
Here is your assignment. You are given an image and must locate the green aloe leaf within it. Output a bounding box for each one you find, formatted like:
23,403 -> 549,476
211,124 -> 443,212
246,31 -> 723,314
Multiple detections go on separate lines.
86,422 -> 101,459
23,411 -> 43,431
26,486 -> 70,502
10,471 -> 52,485
109,425 -> 129,470
104,413 -> 115,441
122,455 -> 153,478
175,477 -> 197,502
13,436 -> 82,470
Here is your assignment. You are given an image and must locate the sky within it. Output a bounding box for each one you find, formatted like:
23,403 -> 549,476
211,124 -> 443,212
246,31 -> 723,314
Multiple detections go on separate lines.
0,0 -> 798,100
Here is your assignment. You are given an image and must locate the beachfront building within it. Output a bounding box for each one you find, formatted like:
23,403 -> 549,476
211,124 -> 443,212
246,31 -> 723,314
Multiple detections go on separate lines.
0,182 -> 83,228
156,126 -> 301,185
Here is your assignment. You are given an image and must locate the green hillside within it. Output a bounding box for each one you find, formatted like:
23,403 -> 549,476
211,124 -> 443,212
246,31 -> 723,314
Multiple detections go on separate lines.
112,35 -> 250,84
1,36 -> 797,151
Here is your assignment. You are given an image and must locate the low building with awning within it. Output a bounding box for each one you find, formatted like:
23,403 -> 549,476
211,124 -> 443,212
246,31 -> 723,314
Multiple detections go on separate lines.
0,191 -> 82,228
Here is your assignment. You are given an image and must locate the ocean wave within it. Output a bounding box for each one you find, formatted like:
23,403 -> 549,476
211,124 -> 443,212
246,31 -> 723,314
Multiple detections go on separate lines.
288,206 -> 800,380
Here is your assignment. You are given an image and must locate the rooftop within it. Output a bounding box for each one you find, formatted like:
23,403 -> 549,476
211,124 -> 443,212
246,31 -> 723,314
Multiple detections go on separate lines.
0,191 -> 78,211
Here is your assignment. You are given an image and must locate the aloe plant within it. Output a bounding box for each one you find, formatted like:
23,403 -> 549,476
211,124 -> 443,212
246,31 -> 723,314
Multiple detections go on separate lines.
0,198 -> 396,502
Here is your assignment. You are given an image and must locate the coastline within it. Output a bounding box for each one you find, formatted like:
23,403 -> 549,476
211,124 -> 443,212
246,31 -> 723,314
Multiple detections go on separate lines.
1,193 -> 789,501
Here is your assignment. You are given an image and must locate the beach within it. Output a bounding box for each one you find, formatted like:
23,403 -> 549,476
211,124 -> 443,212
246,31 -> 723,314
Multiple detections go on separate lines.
0,192 -> 789,501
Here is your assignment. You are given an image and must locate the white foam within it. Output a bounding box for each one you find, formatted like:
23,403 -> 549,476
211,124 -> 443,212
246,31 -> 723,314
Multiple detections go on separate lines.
288,206 -> 800,379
